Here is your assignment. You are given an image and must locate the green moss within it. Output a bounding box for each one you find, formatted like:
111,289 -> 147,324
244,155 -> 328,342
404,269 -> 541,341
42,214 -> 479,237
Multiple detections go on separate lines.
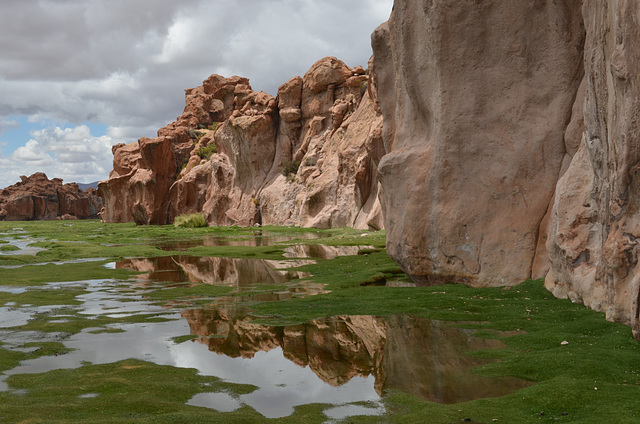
0,244 -> 19,251
0,359 -> 261,423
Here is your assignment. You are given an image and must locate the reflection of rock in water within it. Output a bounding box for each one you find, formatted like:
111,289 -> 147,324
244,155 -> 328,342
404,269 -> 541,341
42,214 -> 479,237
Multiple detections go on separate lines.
380,315 -> 532,403
183,308 -> 384,387
283,244 -> 370,259
181,310 -> 533,403
117,256 -> 310,287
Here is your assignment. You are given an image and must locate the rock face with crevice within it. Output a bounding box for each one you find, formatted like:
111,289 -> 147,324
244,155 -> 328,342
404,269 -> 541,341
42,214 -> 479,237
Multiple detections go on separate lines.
372,0 -> 640,338
99,57 -> 384,230
0,173 -> 103,221
545,0 -> 640,338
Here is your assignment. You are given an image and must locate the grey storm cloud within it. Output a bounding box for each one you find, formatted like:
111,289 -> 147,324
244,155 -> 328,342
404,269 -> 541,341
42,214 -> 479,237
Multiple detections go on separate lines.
0,0 -> 392,186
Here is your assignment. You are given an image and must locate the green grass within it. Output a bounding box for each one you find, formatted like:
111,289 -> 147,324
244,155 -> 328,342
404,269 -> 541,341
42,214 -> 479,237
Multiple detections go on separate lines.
174,213 -> 207,228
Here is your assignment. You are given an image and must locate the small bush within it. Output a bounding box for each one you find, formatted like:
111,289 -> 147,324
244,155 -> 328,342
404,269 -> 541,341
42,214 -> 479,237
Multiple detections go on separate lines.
210,122 -> 219,131
174,213 -> 207,228
188,129 -> 205,141
282,160 -> 300,177
194,144 -> 217,160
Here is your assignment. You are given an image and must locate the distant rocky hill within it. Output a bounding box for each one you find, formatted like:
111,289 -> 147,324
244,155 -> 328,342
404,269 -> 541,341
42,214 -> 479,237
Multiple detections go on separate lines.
0,173 -> 103,221
98,57 -> 383,229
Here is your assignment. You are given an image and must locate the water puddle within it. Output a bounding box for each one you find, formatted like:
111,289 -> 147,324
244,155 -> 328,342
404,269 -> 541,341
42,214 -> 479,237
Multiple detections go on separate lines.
0,257 -> 108,269
0,232 -> 533,420
0,237 -> 45,256
155,231 -> 332,252
283,244 -> 373,260
113,256 -> 325,304
0,307 -> 532,419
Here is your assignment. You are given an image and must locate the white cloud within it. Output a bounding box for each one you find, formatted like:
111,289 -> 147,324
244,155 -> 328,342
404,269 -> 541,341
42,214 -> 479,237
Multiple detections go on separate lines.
0,119 -> 19,135
0,125 -> 117,187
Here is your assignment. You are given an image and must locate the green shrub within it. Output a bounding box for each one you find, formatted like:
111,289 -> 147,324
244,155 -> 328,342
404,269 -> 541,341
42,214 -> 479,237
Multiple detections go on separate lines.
282,160 -> 300,177
173,213 -> 207,228
194,144 -> 217,160
188,129 -> 205,141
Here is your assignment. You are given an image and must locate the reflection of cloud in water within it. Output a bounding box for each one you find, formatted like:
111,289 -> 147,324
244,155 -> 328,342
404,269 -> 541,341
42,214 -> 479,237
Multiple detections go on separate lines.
0,237 -> 46,256
0,305 -> 533,419
1,317 -> 382,419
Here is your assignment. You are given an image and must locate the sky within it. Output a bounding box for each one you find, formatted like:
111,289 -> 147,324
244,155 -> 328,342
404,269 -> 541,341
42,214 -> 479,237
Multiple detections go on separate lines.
0,0 -> 393,188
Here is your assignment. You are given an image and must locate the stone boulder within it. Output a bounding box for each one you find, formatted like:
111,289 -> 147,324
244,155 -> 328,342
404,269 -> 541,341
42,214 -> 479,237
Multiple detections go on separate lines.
372,0 -> 640,339
0,173 -> 103,221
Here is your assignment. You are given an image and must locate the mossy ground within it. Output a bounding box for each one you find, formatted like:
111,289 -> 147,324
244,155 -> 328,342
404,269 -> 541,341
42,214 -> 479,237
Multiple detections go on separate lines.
0,220 -> 639,423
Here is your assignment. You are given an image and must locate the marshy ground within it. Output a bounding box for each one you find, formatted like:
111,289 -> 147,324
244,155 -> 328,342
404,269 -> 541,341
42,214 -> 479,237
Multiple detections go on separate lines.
0,220 -> 638,423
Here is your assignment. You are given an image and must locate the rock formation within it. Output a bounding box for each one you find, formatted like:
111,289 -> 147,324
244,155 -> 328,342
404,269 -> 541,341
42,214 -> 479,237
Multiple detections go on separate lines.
372,1 -> 585,286
372,0 -> 640,338
545,0 -> 640,337
0,173 -> 103,221
99,57 -> 384,230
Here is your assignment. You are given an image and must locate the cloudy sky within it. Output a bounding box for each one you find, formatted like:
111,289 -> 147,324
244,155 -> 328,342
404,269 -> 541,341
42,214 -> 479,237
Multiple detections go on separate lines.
0,0 -> 392,188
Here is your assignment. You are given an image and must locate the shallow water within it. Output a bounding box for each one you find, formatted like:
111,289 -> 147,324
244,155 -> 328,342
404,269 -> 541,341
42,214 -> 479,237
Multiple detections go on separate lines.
0,234 -> 533,420
0,236 -> 46,256
155,231 -> 332,252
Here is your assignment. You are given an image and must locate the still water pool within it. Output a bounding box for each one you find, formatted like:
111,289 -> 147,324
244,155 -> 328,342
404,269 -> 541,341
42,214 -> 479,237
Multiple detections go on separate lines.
0,233 -> 532,420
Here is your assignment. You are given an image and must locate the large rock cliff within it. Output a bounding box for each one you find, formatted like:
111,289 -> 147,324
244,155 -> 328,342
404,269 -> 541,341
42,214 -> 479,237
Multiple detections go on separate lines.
99,57 -> 384,230
372,0 -> 640,338
372,1 -> 585,286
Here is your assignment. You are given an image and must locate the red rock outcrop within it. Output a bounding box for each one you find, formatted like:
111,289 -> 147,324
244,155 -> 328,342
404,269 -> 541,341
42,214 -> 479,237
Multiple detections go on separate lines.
99,58 -> 384,229
0,173 -> 103,221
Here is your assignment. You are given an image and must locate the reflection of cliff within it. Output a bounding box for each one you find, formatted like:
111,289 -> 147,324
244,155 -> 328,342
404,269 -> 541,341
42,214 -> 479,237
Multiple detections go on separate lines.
381,315 -> 531,403
181,310 -> 532,402
117,256 -> 323,304
118,256 -> 310,287
283,244 -> 370,260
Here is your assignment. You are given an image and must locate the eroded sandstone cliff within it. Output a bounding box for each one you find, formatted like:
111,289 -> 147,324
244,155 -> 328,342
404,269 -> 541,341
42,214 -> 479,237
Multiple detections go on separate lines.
545,0 -> 640,337
372,0 -> 640,338
0,173 -> 103,221
99,57 -> 384,230
372,1 -> 585,286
